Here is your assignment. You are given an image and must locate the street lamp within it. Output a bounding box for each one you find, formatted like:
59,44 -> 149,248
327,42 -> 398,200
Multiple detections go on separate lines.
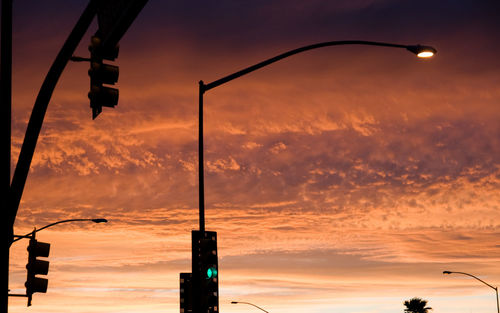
443,270 -> 499,313
196,40 -> 436,232
12,218 -> 108,243
231,301 -> 269,313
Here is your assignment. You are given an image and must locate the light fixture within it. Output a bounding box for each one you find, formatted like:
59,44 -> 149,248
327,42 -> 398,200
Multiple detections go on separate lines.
406,45 -> 437,58
92,218 -> 108,223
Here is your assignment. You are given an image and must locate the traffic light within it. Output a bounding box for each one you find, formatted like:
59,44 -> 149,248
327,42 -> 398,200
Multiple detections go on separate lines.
180,273 -> 193,313
25,234 -> 50,306
192,230 -> 219,313
87,35 -> 119,119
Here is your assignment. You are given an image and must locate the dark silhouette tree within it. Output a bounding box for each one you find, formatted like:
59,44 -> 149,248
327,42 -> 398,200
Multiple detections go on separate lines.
403,297 -> 432,313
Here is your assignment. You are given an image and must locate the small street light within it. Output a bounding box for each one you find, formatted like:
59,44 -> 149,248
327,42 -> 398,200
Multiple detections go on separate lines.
196,40 -> 437,233
231,301 -> 269,313
12,218 -> 108,243
443,270 -> 499,313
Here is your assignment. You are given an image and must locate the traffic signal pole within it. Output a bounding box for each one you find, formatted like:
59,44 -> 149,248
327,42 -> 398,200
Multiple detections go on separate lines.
198,82 -> 205,234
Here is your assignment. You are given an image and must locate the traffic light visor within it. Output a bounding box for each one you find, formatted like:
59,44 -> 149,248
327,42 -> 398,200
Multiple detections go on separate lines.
28,241 -> 50,257
25,277 -> 48,294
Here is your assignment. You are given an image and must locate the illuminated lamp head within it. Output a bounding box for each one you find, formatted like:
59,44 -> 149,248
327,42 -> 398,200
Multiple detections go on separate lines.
406,45 -> 437,58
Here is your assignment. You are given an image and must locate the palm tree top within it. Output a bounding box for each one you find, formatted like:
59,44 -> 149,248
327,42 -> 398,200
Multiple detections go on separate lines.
404,297 -> 433,313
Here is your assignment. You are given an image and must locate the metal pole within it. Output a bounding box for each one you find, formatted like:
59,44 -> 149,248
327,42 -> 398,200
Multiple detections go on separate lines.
198,81 -> 205,233
495,287 -> 499,313
195,40 -> 434,313
1,0 -> 13,311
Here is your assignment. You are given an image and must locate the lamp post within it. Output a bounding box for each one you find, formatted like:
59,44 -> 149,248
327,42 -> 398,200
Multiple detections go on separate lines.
197,40 -> 436,232
12,218 -> 108,243
443,270 -> 499,313
231,301 -> 269,313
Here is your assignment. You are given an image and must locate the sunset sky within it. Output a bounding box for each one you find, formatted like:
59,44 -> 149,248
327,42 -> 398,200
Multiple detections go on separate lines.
7,0 -> 500,312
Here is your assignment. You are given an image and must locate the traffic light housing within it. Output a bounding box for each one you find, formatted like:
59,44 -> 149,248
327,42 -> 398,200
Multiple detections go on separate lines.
180,273 -> 193,313
88,35 -> 119,119
192,230 -> 219,313
25,234 -> 50,306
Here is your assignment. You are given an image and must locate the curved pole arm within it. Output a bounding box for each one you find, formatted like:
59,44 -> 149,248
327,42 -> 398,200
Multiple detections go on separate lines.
32,218 -> 107,233
444,271 -> 500,313
445,271 -> 497,290
202,40 -> 429,93
12,218 -> 107,243
232,301 -> 269,313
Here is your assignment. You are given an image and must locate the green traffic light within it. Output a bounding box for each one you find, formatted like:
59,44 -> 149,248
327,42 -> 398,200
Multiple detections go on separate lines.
206,267 -> 218,279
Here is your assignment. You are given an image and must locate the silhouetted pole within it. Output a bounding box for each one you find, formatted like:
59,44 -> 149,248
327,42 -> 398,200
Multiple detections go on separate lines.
198,82 -> 205,233
443,271 -> 499,313
197,40 -> 436,232
1,0 -> 13,312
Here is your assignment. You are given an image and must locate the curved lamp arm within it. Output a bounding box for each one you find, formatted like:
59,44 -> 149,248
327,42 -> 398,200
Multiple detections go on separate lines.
231,301 -> 269,313
12,218 -> 107,243
443,271 -> 497,290
202,40 -> 436,93
443,270 -> 499,313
